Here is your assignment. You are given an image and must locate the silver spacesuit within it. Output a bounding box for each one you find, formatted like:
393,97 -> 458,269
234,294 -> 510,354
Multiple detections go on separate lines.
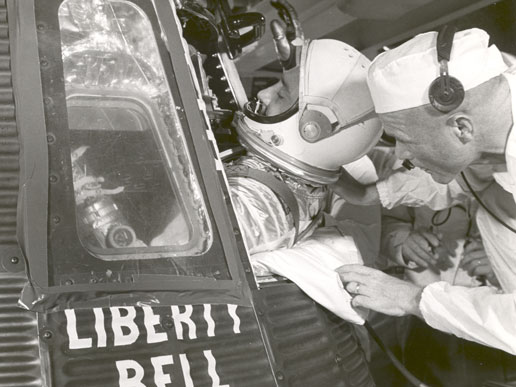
227,37 -> 382,260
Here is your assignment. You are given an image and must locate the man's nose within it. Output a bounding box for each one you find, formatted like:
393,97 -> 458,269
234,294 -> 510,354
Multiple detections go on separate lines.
257,88 -> 272,106
257,81 -> 282,105
257,85 -> 278,107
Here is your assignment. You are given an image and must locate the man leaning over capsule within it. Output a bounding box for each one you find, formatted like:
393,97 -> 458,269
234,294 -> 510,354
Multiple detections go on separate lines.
336,27 -> 516,355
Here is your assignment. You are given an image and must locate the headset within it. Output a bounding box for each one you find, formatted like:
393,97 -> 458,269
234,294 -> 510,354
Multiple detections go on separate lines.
403,25 -> 462,168
428,25 -> 465,113
399,26 -> 464,172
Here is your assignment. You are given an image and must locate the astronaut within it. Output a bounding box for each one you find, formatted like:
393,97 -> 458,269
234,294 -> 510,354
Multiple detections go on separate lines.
228,36 -> 381,249
224,31 -> 382,321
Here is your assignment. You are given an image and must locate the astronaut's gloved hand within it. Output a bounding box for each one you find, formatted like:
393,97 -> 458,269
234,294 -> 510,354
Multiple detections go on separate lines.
74,176 -> 125,205
71,145 -> 125,205
330,168 -> 380,206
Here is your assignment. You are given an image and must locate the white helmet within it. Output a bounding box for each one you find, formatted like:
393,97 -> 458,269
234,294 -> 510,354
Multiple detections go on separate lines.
237,39 -> 382,185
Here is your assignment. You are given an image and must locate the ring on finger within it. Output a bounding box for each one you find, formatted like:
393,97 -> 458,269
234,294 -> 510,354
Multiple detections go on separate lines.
355,283 -> 360,294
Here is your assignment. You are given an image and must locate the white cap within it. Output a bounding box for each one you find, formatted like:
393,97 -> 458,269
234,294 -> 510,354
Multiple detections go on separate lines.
367,28 -> 508,113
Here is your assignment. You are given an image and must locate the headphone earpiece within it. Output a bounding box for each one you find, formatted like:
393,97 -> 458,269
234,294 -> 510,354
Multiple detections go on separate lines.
428,75 -> 464,113
428,25 -> 465,113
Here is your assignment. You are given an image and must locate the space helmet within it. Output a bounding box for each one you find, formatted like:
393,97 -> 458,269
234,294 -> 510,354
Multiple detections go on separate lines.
236,39 -> 382,185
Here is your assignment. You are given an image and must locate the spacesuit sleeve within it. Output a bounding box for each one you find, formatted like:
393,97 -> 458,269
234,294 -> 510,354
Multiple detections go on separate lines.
419,282 -> 516,355
228,176 -> 294,254
250,227 -> 369,324
376,168 -> 470,210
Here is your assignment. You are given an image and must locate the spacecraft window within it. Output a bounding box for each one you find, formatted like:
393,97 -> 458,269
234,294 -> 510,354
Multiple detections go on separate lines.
57,0 -> 213,260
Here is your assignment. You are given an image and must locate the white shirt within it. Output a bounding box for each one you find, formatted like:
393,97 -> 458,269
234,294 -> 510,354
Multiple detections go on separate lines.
419,70 -> 516,355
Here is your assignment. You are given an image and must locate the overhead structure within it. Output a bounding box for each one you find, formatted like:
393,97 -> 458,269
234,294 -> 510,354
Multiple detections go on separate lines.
236,0 -> 507,76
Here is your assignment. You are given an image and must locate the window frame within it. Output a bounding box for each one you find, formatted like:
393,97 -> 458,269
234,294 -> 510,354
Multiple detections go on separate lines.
15,0 -> 252,304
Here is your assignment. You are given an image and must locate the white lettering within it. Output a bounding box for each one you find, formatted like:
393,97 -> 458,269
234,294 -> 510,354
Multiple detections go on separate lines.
143,307 -> 167,344
65,309 -> 93,349
111,307 -> 139,346
94,308 -> 107,348
171,305 -> 197,340
151,355 -> 174,387
204,350 -> 229,387
116,359 -> 146,387
204,304 -> 215,337
227,305 -> 240,334
179,354 -> 194,387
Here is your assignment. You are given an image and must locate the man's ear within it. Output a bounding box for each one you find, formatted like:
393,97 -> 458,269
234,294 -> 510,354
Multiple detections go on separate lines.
447,114 -> 474,144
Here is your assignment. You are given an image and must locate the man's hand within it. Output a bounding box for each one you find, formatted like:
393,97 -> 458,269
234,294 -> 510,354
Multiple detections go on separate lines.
329,168 -> 380,205
461,239 -> 500,286
401,229 -> 452,270
336,264 -> 423,317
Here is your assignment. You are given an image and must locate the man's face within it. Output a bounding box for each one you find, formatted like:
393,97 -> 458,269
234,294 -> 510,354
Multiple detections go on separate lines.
380,110 -> 474,184
256,67 -> 300,116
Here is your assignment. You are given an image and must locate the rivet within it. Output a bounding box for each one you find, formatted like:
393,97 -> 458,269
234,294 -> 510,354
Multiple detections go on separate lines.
10,256 -> 19,264
271,135 -> 283,146
162,316 -> 174,330
42,330 -> 53,340
49,174 -> 58,183
52,216 -> 61,224
46,133 -> 55,144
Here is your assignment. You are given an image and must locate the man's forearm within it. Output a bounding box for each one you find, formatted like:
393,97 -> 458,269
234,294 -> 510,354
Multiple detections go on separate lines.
419,282 -> 516,355
330,168 -> 380,205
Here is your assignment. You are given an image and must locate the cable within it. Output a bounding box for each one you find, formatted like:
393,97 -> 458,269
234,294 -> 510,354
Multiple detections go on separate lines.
460,172 -> 516,234
431,208 -> 452,227
364,321 -> 430,387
